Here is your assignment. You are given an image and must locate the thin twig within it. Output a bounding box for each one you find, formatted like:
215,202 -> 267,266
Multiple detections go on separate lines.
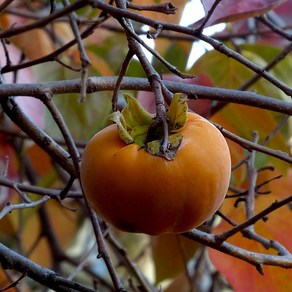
217,197 -> 292,243
0,0 -> 91,39
257,15 -> 292,40
194,0 -> 223,32
106,231 -> 156,292
123,22 -> 194,79
0,175 -> 82,198
0,196 -> 50,220
112,50 -> 134,112
41,94 -> 80,177
214,123 -> 292,164
245,132 -> 259,220
61,0 -> 91,102
183,229 -> 292,269
87,208 -> 126,292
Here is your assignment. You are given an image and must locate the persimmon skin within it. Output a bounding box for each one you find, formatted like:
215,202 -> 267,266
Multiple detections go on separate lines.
80,113 -> 231,235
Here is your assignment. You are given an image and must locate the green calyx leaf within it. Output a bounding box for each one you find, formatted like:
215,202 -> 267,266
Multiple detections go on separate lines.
109,111 -> 134,144
167,93 -> 188,133
109,93 -> 188,160
109,94 -> 154,146
146,133 -> 183,160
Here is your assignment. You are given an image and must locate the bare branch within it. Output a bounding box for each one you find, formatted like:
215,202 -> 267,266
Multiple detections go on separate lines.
0,196 -> 50,220
0,77 -> 291,115
183,229 -> 292,269
127,2 -> 177,14
61,0 -> 91,102
0,243 -> 96,292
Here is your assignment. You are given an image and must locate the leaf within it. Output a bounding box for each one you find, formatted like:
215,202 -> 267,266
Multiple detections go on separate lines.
214,1 -> 292,47
209,168 -> 292,292
195,0 -> 285,27
0,211 -> 16,238
164,272 -> 190,292
0,142 -> 22,238
151,233 -> 201,284
185,74 -> 214,118
241,44 -> 292,96
0,134 -> 19,179
34,61 -> 112,141
26,143 -> 54,177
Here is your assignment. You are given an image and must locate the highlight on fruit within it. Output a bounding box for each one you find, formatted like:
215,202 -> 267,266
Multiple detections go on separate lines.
80,94 -> 231,235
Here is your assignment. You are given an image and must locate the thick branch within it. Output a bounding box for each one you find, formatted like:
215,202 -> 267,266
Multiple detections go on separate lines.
0,77 -> 291,115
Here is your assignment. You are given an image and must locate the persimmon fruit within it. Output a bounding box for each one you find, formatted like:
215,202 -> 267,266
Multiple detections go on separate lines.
80,94 -> 231,235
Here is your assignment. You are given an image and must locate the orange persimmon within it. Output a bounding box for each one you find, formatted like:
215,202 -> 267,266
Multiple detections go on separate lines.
80,94 -> 231,235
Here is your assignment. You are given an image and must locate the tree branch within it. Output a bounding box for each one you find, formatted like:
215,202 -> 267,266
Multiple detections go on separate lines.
183,229 -> 292,269
0,77 -> 291,115
0,243 -> 96,292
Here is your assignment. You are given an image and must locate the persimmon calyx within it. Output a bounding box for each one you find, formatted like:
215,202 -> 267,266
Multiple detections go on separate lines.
109,93 -> 188,159
109,94 -> 154,147
167,92 -> 188,132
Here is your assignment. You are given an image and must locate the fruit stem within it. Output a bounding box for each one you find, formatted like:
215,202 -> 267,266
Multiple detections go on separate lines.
161,116 -> 169,153
147,74 -> 170,151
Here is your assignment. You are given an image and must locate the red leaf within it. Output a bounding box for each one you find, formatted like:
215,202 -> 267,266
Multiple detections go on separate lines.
195,0 -> 285,27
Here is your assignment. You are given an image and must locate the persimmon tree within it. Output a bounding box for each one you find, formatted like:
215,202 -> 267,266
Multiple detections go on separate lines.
0,0 -> 291,291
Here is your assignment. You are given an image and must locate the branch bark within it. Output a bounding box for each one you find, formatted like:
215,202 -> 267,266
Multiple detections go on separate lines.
0,77 -> 291,115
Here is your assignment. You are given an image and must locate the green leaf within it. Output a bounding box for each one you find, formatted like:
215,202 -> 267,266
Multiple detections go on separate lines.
35,61 -> 112,140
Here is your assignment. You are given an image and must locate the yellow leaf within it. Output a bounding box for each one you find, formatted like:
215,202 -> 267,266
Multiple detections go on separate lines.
151,233 -> 200,284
